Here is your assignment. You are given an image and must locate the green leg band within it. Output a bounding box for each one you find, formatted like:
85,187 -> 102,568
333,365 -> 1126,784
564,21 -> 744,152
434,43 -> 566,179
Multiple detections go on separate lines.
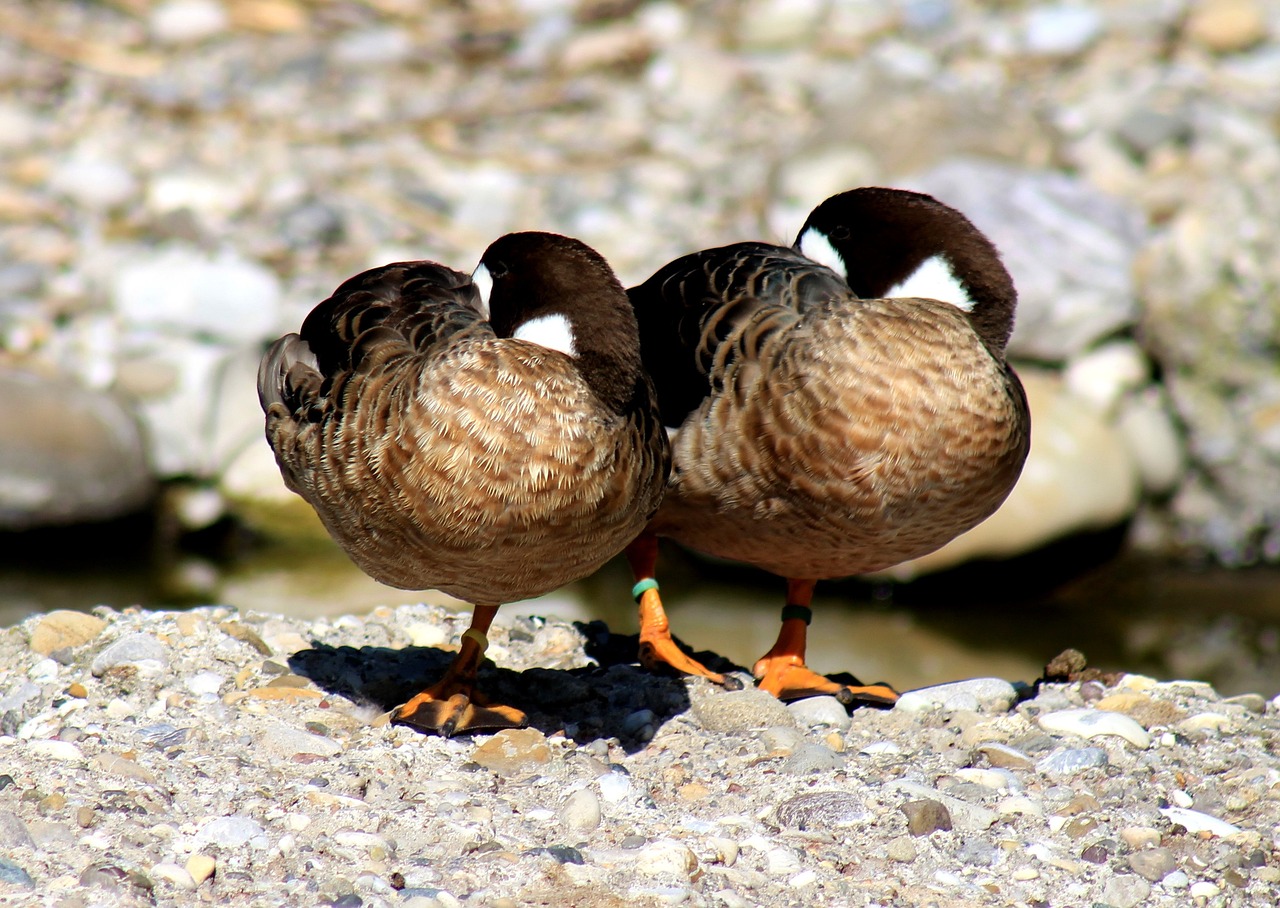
780,604 -> 813,625
632,578 -> 659,601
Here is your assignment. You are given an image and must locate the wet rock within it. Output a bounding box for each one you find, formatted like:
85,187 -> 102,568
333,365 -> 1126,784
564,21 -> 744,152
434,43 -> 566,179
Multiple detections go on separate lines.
774,791 -> 869,830
470,728 -> 551,774
691,689 -> 795,732
28,610 -> 107,656
0,370 -> 153,529
900,799 -> 952,836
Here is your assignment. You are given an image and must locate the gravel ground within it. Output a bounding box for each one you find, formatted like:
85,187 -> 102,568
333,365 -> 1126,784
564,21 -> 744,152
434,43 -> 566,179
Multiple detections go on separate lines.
2,604 -> 1278,906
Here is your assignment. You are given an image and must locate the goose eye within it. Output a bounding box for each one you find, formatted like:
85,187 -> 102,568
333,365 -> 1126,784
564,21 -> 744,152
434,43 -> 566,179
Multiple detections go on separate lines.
829,226 -> 851,241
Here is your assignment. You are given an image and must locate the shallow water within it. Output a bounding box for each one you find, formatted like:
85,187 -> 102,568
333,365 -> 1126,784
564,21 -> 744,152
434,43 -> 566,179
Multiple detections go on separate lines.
3,521 -> 1278,698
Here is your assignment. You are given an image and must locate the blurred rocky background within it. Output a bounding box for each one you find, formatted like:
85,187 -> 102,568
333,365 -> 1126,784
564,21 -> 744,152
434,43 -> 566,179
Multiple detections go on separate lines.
1,0 -> 1278,690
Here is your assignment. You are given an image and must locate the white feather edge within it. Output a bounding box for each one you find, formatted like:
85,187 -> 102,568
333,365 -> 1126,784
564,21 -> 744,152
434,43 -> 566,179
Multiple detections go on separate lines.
797,227 -> 846,276
512,313 -> 578,357
885,253 -> 975,312
471,262 -> 493,320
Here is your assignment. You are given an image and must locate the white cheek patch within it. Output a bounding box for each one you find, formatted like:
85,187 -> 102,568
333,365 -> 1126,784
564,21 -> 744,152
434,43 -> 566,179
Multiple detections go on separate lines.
513,313 -> 578,357
798,227 -> 847,277
471,263 -> 493,320
885,253 -> 975,311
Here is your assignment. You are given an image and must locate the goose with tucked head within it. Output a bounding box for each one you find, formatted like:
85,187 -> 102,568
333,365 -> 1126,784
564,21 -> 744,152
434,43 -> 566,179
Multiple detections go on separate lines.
259,232 -> 669,735
624,187 -> 1030,706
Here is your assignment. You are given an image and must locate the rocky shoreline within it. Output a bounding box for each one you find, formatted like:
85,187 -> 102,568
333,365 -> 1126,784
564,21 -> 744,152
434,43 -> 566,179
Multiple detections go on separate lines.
1,603 -> 1277,906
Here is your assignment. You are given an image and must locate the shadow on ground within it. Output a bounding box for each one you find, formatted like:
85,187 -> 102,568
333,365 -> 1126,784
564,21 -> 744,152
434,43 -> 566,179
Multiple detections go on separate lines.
286,621 -> 742,752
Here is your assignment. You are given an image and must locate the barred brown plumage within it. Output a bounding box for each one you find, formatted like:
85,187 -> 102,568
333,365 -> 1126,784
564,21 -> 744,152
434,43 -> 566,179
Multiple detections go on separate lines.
625,187 -> 1031,707
258,232 -> 669,736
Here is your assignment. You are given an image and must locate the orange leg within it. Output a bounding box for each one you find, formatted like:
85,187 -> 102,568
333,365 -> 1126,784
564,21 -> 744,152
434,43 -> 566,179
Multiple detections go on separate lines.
753,579 -> 898,707
626,533 -> 735,687
393,605 -> 527,737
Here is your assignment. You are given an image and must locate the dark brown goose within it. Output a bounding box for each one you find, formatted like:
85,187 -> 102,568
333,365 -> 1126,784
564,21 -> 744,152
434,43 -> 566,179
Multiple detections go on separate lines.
624,187 -> 1030,705
258,232 -> 669,735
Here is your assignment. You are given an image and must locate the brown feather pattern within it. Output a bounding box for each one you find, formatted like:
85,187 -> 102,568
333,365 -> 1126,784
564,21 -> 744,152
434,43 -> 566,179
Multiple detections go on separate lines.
631,192 -> 1030,580
260,252 -> 669,607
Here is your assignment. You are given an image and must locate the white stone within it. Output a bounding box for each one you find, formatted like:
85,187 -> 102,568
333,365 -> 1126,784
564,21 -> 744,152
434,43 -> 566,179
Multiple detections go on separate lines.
1159,806 -> 1240,837
184,671 -> 224,696
192,815 -> 269,850
786,696 -> 852,730
859,740 -> 902,755
895,678 -> 1017,715
113,247 -> 282,345
1038,708 -> 1152,748
635,840 -> 697,878
1023,5 -> 1103,56
1189,881 -> 1221,899
149,0 -> 228,43
1063,342 -> 1149,414
150,862 -> 197,890
49,156 -> 138,210
27,739 -> 85,762
559,787 -> 602,836
598,771 -> 632,803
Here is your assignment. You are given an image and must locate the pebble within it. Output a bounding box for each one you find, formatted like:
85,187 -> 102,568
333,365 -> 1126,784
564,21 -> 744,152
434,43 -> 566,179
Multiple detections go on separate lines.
1101,874 -> 1152,908
900,799 -> 952,836
893,678 -> 1017,715
692,689 -> 795,732
1037,708 -> 1152,748
150,862 -> 197,890
470,728 -> 552,774
26,739 -> 85,762
1190,881 -> 1221,899
90,632 -> 168,676
886,836 -> 917,863
774,791 -> 869,830
785,696 -> 852,730
259,722 -> 343,759
0,857 -> 34,887
192,815 -> 268,850
1128,846 -> 1177,881
1184,0 -> 1268,54
559,787 -> 601,836
1036,746 -> 1109,776
1159,805 -> 1241,836
634,839 -> 698,879
782,742 -> 843,774
1022,5 -> 1103,57
149,0 -> 230,44
28,609 -> 106,650
185,854 -> 216,885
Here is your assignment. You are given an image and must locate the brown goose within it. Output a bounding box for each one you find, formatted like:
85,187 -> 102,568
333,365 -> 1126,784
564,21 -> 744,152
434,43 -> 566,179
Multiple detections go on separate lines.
258,232 -> 670,735
624,187 -> 1031,705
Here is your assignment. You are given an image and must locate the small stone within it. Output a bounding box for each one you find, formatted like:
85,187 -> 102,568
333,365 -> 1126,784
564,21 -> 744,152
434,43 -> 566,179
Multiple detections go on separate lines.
635,840 -> 697,879
0,811 -> 35,850
1102,874 -> 1152,908
786,696 -> 851,730
1159,806 -> 1240,836
622,708 -> 656,740
692,689 -> 795,732
975,742 -> 1034,770
149,0 -> 229,43
1175,713 -> 1234,736
1164,870 -> 1190,889
886,837 -> 917,862
90,633 -> 168,676
1120,826 -> 1162,849
471,728 -> 551,774
894,678 -> 1016,714
67,682 -> 88,699
27,740 -> 85,762
677,783 -> 709,802
559,787 -> 601,836
763,846 -> 802,876
1023,4 -> 1102,56
150,862 -> 197,890
900,799 -> 952,836
29,611 -> 107,656
955,837 -> 997,866
1081,843 -> 1110,863
1223,693 -> 1266,714
76,807 -> 95,828
0,857 -> 33,887
185,854 -> 216,885
1185,0 -> 1268,53
1036,746 -> 1108,776
1128,847 -> 1177,881
259,723 -> 343,759
783,742 -> 843,774
192,816 -> 267,850
79,862 -> 153,895
1038,708 -> 1152,748
1190,881 -> 1221,899
774,791 -> 869,830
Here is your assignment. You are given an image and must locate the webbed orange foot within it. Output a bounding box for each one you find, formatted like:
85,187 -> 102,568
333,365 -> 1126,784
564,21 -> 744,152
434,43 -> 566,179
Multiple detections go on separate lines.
393,689 -> 526,737
752,654 -> 898,708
